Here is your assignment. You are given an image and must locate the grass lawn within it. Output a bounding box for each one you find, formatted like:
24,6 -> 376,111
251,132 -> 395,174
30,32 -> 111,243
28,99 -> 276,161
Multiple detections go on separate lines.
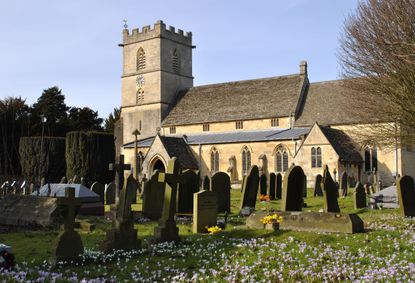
1,188 -> 415,282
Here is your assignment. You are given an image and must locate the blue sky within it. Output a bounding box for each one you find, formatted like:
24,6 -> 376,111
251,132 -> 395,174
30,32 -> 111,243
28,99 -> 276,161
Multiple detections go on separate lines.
0,0 -> 359,118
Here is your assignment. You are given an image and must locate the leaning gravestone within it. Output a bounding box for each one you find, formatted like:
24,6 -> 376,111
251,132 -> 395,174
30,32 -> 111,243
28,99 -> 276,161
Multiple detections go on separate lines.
211,171 -> 231,213
322,166 -> 340,213
193,190 -> 217,233
239,166 -> 260,213
313,174 -> 323,196
276,173 -> 282,199
105,182 -> 115,205
153,157 -> 181,243
281,165 -> 305,211
203,175 -> 211,191
269,173 -> 276,200
396,175 -> 415,217
142,170 -> 165,220
353,182 -> 366,209
101,175 -> 140,252
51,187 -> 83,265
177,170 -> 199,213
340,172 -> 348,197
91,182 -> 105,204
259,174 -> 267,196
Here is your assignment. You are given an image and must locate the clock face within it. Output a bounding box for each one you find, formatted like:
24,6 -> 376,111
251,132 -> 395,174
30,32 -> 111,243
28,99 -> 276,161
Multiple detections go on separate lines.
136,75 -> 145,86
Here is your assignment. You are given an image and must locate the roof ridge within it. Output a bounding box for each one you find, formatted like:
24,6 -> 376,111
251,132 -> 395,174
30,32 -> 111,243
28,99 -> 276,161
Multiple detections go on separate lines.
190,73 -> 301,90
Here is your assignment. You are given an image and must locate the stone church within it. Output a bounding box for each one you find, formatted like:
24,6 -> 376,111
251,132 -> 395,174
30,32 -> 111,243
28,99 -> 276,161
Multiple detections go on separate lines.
118,20 -> 415,187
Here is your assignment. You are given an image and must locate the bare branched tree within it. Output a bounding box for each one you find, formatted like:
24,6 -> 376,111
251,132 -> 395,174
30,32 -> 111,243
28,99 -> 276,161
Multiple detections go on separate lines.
339,0 -> 415,147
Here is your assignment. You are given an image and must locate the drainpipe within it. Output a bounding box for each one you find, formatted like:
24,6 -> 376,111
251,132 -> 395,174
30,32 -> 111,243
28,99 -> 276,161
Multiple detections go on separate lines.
395,136 -> 399,179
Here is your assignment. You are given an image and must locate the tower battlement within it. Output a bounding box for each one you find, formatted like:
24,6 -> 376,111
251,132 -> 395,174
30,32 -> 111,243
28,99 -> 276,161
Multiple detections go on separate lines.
123,20 -> 192,46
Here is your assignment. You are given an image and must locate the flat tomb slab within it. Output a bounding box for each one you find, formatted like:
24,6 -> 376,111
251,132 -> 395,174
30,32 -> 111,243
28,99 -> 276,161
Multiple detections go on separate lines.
246,210 -> 364,234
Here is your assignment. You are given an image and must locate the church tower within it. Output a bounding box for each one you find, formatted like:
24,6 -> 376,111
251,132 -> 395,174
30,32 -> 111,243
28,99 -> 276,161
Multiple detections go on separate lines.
120,20 -> 194,144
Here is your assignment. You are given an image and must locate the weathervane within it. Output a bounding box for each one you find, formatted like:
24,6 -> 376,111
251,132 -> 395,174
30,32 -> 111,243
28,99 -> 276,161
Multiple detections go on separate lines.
123,19 -> 128,29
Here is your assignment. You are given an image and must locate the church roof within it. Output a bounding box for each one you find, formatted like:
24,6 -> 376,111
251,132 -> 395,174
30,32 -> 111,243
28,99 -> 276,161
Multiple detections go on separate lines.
319,125 -> 363,163
124,127 -> 310,148
158,136 -> 199,169
162,74 -> 306,126
295,80 -> 375,127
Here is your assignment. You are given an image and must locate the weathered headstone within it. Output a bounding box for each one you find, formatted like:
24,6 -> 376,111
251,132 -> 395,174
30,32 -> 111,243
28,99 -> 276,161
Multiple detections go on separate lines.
177,170 -> 198,213
203,175 -> 211,191
276,173 -> 282,199
211,171 -> 231,213
340,172 -> 348,197
322,166 -> 340,213
353,182 -> 366,209
281,165 -> 305,211
313,174 -> 323,196
142,170 -> 165,220
60,176 -> 67,184
259,174 -> 267,196
72,175 -> 80,184
51,187 -> 83,265
80,177 -> 86,186
153,157 -> 181,243
101,175 -> 140,252
269,173 -> 276,200
193,190 -> 217,233
396,175 -> 415,217
105,182 -> 116,205
91,182 -> 105,204
364,183 -> 371,195
239,166 -> 260,212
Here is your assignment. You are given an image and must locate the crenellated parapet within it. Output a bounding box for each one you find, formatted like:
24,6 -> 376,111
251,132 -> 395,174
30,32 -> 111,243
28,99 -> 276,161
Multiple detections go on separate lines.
122,20 -> 192,46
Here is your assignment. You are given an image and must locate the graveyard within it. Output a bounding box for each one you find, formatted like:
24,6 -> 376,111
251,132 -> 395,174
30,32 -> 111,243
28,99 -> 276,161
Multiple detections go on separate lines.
0,160 -> 415,282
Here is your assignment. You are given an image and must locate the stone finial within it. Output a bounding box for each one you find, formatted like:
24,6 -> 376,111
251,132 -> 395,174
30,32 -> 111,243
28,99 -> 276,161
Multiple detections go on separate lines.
299,60 -> 308,75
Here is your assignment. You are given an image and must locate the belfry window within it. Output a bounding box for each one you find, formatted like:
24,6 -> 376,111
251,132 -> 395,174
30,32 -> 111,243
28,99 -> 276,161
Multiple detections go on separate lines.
136,88 -> 144,103
172,49 -> 179,73
311,147 -> 322,168
275,146 -> 289,172
210,147 -> 220,173
242,146 -> 251,176
137,48 -> 146,70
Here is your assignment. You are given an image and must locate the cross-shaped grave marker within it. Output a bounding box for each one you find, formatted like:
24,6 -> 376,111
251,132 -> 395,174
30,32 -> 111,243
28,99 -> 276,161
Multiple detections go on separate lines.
153,157 -> 182,243
51,187 -> 83,265
109,154 -> 131,202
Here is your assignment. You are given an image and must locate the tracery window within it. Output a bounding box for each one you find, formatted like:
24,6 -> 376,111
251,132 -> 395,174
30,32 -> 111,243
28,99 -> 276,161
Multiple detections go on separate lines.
311,147 -> 322,168
275,145 -> 289,172
210,147 -> 220,173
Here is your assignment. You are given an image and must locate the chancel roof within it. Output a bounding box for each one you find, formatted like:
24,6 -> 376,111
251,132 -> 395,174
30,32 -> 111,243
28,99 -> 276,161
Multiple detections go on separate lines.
162,74 -> 306,126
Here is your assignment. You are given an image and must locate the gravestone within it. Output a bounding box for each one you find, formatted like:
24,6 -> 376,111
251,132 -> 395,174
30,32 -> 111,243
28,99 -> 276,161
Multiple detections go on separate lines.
340,172 -> 348,197
322,166 -> 340,213
142,170 -> 165,220
101,175 -> 140,252
51,187 -> 83,265
72,175 -> 80,184
40,177 -> 46,187
281,166 -> 305,211
276,173 -> 282,199
259,174 -> 267,196
153,157 -> 181,243
91,182 -> 105,204
177,170 -> 198,213
80,177 -> 86,186
239,166 -> 260,212
60,176 -> 67,184
203,175 -> 211,191
269,173 -> 276,200
211,171 -> 231,213
353,182 -> 366,209
193,190 -> 217,233
364,183 -> 371,195
396,175 -> 415,217
313,174 -> 323,196
105,182 -> 115,205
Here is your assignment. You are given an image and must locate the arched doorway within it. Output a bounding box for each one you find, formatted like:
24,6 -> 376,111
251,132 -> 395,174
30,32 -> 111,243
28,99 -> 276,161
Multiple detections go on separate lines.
152,159 -> 165,172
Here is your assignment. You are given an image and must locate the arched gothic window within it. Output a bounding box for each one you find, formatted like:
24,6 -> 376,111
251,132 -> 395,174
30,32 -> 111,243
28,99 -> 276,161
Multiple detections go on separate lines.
172,49 -> 179,73
364,144 -> 378,172
274,146 -> 289,172
210,147 -> 219,173
311,147 -> 322,168
137,48 -> 146,70
242,146 -> 251,176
